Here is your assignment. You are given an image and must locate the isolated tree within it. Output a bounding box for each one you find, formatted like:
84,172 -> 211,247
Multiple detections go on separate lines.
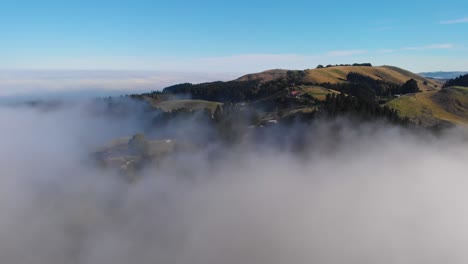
400,79 -> 421,94
213,104 -> 223,122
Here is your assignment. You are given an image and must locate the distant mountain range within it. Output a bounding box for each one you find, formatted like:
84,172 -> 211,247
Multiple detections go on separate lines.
419,71 -> 468,80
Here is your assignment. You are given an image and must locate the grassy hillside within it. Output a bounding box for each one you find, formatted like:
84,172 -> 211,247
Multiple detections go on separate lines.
387,87 -> 468,126
144,98 -> 222,112
235,69 -> 288,82
135,65 -> 467,127
297,86 -> 340,100
303,66 -> 441,92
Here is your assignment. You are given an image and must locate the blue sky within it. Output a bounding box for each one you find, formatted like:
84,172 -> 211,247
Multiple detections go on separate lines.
1,0 -> 467,72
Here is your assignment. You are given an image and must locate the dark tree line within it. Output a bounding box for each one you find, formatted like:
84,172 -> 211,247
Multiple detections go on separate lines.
443,73 -> 468,88
318,73 -> 420,101
316,63 -> 372,68
161,81 -> 259,102
323,93 -> 408,124
399,79 -> 421,94
137,70 -> 307,103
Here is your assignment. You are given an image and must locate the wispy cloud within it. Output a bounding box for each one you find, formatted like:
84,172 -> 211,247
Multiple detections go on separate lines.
327,50 -> 367,57
402,43 -> 455,51
0,70 -> 240,98
440,17 -> 468,24
376,49 -> 395,54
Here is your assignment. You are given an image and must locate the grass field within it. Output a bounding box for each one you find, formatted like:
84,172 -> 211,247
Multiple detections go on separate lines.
386,87 -> 468,126
298,86 -> 340,100
234,65 -> 441,93
303,66 -> 441,92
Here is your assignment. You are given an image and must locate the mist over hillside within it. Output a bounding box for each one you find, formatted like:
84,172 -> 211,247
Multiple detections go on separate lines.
3,0 -> 468,262
0,70 -> 240,102
1,100 -> 468,263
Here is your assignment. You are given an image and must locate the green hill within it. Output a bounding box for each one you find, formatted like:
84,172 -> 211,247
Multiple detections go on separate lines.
297,86 -> 340,101
135,65 -> 466,127
387,87 -> 468,127
234,65 -> 441,92
303,65 -> 441,92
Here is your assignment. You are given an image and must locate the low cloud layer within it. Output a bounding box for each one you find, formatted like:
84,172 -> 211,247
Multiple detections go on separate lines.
1,102 -> 468,264
0,70 -> 240,100
402,43 -> 455,51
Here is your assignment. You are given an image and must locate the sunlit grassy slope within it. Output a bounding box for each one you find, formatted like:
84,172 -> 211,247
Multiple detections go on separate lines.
387,87 -> 468,126
304,66 -> 441,92
298,86 -> 340,100
236,65 -> 441,92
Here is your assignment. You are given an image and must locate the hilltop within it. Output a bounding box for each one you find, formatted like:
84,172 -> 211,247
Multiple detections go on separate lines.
238,65 -> 441,92
236,69 -> 289,82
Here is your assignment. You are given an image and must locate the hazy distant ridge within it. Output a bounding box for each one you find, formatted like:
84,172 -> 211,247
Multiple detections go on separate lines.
419,71 -> 468,80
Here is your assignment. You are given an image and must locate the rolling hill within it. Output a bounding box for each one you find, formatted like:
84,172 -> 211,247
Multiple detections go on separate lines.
135,64 -> 468,127
235,65 -> 441,92
387,86 -> 468,127
303,66 -> 441,92
236,69 -> 288,82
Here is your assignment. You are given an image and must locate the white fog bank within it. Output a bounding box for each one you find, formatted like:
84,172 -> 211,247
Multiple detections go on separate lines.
1,104 -> 468,264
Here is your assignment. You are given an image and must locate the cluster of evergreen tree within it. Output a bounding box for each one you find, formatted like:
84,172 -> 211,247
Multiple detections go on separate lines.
399,79 -> 421,94
144,70 -> 307,103
323,93 -> 408,124
160,81 -> 259,102
346,72 -> 400,96
286,70 -> 307,84
316,63 -> 372,68
443,73 -> 468,88
318,73 -> 420,99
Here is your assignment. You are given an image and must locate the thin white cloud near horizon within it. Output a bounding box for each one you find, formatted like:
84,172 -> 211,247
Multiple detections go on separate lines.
402,43 -> 455,51
440,17 -> 468,24
165,43 -> 461,72
2,42 -> 459,73
0,71 -> 240,99
0,43 -> 465,98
